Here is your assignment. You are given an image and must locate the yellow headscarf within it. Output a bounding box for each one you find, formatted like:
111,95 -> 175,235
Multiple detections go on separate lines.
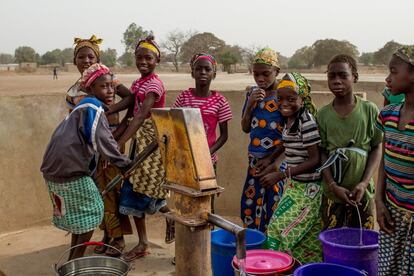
73,35 -> 102,59
253,47 -> 280,69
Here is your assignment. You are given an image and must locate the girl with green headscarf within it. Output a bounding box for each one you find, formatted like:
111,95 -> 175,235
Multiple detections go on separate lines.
264,72 -> 323,264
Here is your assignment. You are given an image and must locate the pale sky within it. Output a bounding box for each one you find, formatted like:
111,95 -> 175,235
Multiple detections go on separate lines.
0,0 -> 412,57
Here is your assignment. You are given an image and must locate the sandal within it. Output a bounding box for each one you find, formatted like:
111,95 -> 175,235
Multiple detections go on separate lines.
165,218 -> 175,244
106,238 -> 125,257
121,246 -> 149,262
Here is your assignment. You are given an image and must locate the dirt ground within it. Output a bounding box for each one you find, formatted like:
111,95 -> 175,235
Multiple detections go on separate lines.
0,71 -> 387,96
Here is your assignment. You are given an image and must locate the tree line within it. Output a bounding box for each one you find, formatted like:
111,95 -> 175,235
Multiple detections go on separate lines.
0,23 -> 406,73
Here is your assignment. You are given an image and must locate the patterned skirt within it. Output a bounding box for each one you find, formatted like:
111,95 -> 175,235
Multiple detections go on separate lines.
46,176 -> 104,234
267,179 -> 322,264
379,202 -> 414,276
240,156 -> 286,232
129,118 -> 168,199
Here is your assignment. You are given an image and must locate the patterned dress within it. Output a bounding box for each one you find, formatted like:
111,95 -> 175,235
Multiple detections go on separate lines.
241,86 -> 285,232
376,104 -> 414,275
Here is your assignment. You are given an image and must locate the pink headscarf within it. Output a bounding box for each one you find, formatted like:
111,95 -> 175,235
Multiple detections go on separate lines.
80,63 -> 111,88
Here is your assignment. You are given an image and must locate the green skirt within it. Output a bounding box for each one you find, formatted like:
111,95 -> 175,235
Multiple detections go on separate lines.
267,179 -> 322,264
46,176 -> 104,234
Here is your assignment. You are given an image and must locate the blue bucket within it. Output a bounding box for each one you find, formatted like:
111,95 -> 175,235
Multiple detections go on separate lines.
211,229 -> 266,276
294,263 -> 365,276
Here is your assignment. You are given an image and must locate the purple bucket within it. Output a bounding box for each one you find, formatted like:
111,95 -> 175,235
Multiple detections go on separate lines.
294,263 -> 365,276
319,228 -> 378,275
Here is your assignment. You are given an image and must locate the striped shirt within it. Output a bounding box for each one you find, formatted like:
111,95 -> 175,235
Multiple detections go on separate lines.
173,88 -> 233,163
131,73 -> 166,117
283,109 -> 321,182
376,104 -> 414,213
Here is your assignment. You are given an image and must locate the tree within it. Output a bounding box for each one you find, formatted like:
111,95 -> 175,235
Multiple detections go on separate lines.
14,46 -> 37,63
122,23 -> 151,54
101,48 -> 118,67
241,45 -> 262,74
0,53 -> 14,64
359,52 -> 374,66
311,39 -> 359,67
60,48 -> 74,65
216,45 -> 243,73
40,49 -> 61,65
161,29 -> 196,72
288,46 -> 315,69
180,32 -> 226,63
372,41 -> 402,65
118,52 -> 135,67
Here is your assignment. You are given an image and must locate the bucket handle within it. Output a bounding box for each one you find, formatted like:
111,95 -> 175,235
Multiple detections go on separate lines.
54,241 -> 124,273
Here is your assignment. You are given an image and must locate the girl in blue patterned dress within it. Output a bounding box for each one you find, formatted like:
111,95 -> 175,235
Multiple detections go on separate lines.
240,48 -> 285,232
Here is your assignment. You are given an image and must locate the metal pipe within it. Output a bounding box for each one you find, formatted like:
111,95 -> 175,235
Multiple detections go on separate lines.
202,212 -> 246,260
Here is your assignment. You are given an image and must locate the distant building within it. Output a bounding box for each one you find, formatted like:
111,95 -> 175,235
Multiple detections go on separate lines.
0,64 -> 19,71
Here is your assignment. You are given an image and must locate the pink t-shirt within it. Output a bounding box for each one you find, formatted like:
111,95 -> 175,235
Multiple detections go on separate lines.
173,88 -> 233,163
131,73 -> 166,117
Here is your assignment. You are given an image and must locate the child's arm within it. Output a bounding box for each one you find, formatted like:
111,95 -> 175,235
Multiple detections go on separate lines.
112,107 -> 133,141
375,143 -> 394,234
107,93 -> 134,115
255,144 -> 284,174
115,84 -> 132,98
241,89 -> 265,133
349,143 -> 382,203
258,144 -> 319,187
321,150 -> 354,205
117,93 -> 156,146
210,122 -> 228,155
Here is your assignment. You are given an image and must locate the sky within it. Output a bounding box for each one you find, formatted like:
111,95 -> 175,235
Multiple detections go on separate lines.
0,0 -> 413,57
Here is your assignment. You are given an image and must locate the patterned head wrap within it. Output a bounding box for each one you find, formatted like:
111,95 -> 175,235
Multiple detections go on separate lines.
135,35 -> 161,61
253,47 -> 280,69
394,45 -> 414,67
80,63 -> 111,89
73,35 -> 102,59
277,72 -> 317,116
190,53 -> 217,73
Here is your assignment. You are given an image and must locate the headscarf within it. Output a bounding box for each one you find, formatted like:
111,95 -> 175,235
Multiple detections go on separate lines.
394,45 -> 414,67
80,63 -> 111,89
190,53 -> 217,73
253,47 -> 280,69
73,35 -> 102,59
135,35 -> 161,61
277,72 -> 317,116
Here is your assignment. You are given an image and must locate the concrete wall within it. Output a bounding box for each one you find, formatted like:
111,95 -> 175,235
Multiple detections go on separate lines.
0,86 -> 379,234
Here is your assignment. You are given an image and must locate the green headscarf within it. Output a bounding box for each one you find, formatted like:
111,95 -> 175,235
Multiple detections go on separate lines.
277,72 -> 317,116
253,47 -> 280,69
394,45 -> 414,67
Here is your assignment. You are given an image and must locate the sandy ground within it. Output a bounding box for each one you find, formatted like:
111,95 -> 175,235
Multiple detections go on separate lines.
0,214 -> 240,276
0,72 -> 387,96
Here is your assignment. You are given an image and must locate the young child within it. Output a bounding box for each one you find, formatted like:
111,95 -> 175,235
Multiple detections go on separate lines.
106,35 -> 173,262
173,53 -> 233,212
317,54 -> 383,230
66,35 -> 130,112
93,96 -> 133,257
376,46 -> 414,276
240,47 -> 285,232
40,63 -> 131,260
265,73 -> 322,264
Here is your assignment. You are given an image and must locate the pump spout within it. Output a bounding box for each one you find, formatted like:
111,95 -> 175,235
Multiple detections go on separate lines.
202,212 -> 246,260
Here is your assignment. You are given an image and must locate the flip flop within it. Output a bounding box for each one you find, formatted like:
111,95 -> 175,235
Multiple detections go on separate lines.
121,249 -> 150,262
105,238 -> 125,257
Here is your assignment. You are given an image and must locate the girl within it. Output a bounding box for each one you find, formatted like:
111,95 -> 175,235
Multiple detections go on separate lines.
376,46 -> 414,275
41,63 -> 131,260
264,73 -> 322,264
107,35 -> 173,262
173,53 -> 233,213
66,35 -> 130,112
317,54 -> 382,230
240,48 -> 285,232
